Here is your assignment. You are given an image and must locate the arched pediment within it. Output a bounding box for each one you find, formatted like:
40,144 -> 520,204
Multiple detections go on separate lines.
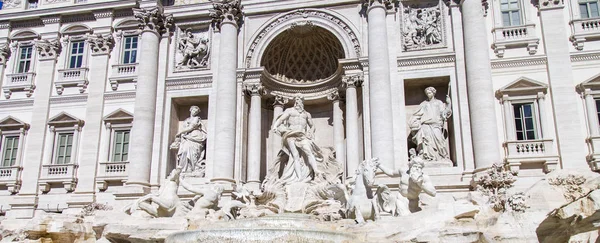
48,112 -> 84,127
114,18 -> 140,30
61,24 -> 93,35
103,109 -> 134,124
0,116 -> 30,131
245,9 -> 362,68
496,77 -> 547,98
10,30 -> 40,41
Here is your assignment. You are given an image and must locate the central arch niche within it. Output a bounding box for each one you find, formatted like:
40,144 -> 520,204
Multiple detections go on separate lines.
261,24 -> 345,84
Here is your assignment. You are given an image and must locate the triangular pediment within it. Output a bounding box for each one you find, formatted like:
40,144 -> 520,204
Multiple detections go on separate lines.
496,77 -> 547,98
577,73 -> 600,92
48,112 -> 84,127
0,116 -> 29,130
103,109 -> 133,124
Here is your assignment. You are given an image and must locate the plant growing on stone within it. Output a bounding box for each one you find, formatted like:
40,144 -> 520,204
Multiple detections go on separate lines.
548,174 -> 587,202
476,162 -> 518,212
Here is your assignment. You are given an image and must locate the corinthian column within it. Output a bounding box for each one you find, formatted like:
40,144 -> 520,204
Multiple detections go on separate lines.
209,0 -> 243,183
244,83 -> 264,188
76,34 -> 114,194
127,7 -> 172,186
461,0 -> 501,170
343,75 -> 363,176
362,0 -> 395,169
535,0 -> 587,169
327,90 -> 345,172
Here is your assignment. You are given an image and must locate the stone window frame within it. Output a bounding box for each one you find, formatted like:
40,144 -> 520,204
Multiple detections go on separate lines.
3,30 -> 40,99
45,112 -> 84,166
569,0 -> 600,50
499,0 -> 524,26
578,0 -> 600,19
109,18 -> 141,91
55,24 -> 94,95
0,116 -> 28,194
102,109 -> 133,163
96,109 -> 133,191
490,0 -> 539,57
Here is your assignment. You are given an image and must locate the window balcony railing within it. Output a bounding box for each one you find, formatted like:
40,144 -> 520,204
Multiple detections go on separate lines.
56,68 -> 89,95
570,17 -> 600,50
39,163 -> 78,193
503,139 -> 558,173
96,161 -> 128,191
109,64 -> 138,91
491,24 -> 539,58
585,136 -> 600,171
3,72 -> 36,99
0,166 -> 22,194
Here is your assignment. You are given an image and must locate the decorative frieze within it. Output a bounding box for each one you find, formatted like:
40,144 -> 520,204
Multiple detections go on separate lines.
87,34 -> 115,55
41,15 -> 62,25
401,1 -> 445,51
93,10 -> 114,19
35,39 -> 61,60
133,7 -> 173,35
209,0 -> 243,30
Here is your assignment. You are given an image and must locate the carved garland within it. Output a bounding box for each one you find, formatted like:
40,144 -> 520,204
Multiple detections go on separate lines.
245,9 -> 361,68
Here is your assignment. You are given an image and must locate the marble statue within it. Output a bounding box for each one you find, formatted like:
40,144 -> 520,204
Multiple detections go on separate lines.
377,152 -> 437,212
269,95 -> 325,184
402,4 -> 443,50
408,87 -> 452,165
125,168 -> 182,218
177,28 -> 210,68
170,106 -> 207,176
375,184 -> 410,217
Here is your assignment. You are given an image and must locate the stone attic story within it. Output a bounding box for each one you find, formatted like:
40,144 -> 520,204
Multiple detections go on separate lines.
0,0 -> 600,242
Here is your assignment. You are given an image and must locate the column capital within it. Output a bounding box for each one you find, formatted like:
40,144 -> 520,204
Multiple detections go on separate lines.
0,43 -> 10,66
244,83 -> 265,96
210,0 -> 243,31
272,94 -> 289,107
451,0 -> 490,17
361,0 -> 395,11
342,74 -> 364,88
133,7 -> 173,36
35,38 -> 61,61
327,90 -> 341,102
533,0 -> 564,10
87,34 -> 115,56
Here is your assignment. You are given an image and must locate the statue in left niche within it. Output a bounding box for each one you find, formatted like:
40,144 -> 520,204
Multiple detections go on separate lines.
170,105 -> 207,176
177,28 -> 210,69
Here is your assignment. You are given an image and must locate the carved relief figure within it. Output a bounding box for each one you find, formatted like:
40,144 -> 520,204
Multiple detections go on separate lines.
408,87 -> 452,164
402,4 -> 443,50
177,29 -> 210,68
269,95 -> 325,184
170,106 -> 207,176
3,0 -> 22,8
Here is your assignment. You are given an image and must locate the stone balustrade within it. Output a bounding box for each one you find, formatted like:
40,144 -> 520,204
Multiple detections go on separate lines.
3,72 -> 36,99
38,163 -> 78,193
109,64 -> 138,91
491,24 -> 539,57
570,17 -> 600,50
56,68 -> 89,95
96,161 -> 128,191
0,166 -> 22,193
504,139 -> 558,173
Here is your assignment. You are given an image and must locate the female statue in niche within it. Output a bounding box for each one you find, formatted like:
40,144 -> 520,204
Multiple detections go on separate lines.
408,87 -> 452,164
171,105 -> 207,176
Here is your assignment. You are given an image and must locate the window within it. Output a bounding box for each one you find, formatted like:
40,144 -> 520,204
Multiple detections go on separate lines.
68,41 -> 85,69
112,130 -> 130,162
500,0 -> 521,26
1,136 -> 19,167
54,133 -> 74,164
27,0 -> 38,9
122,36 -> 138,64
17,46 -> 33,73
513,103 -> 537,140
595,98 -> 600,126
580,0 -> 600,18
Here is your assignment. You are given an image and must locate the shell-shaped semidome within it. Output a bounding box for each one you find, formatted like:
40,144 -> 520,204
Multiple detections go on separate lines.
261,24 -> 345,84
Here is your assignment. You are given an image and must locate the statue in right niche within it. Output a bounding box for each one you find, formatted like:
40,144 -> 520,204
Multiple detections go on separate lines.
408,86 -> 452,165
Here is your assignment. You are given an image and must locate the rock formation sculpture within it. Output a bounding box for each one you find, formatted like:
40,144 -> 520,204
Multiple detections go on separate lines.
408,87 -> 452,166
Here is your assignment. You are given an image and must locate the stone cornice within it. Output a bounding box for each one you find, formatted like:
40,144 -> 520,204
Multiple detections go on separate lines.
133,7 -> 174,35
397,53 -> 455,67
61,13 -> 96,24
49,94 -> 88,104
104,91 -> 136,100
41,15 -> 61,25
166,76 -> 213,91
0,0 -> 137,22
491,56 -> 547,69
210,0 -> 243,30
93,9 -> 114,19
0,99 -> 34,108
571,52 -> 600,62
11,19 -> 44,29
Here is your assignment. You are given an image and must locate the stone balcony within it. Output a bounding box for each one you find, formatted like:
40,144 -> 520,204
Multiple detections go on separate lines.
109,64 -> 138,91
38,164 -> 78,193
0,166 -> 22,194
56,68 -> 89,95
491,24 -> 539,58
585,136 -> 600,171
570,17 -> 600,50
95,161 -> 128,191
503,139 -> 559,173
2,72 -> 36,99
